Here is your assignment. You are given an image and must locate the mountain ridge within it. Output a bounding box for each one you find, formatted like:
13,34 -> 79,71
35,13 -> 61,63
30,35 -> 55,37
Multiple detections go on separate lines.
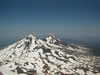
0,34 -> 100,75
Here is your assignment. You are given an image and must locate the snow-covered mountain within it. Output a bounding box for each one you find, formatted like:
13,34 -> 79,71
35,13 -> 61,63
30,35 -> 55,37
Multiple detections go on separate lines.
0,34 -> 100,75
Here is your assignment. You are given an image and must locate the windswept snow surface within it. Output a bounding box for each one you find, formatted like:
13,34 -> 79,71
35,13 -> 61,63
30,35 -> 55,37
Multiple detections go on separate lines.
0,67 -> 18,75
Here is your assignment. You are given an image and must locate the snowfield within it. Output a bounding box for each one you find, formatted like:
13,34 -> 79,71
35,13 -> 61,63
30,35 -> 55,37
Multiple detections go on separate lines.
0,33 -> 100,75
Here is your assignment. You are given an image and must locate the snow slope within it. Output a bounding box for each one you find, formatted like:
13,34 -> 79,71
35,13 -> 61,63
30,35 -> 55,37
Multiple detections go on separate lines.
0,34 -> 100,75
0,67 -> 18,75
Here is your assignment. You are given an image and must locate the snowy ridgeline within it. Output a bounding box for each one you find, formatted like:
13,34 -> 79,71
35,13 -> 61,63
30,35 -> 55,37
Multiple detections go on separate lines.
0,34 -> 100,75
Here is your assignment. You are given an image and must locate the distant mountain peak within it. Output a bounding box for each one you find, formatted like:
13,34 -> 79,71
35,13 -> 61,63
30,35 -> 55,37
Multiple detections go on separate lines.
48,33 -> 56,39
44,33 -> 61,44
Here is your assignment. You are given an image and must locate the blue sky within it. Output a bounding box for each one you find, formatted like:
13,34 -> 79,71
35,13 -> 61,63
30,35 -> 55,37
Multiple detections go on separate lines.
0,0 -> 100,40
